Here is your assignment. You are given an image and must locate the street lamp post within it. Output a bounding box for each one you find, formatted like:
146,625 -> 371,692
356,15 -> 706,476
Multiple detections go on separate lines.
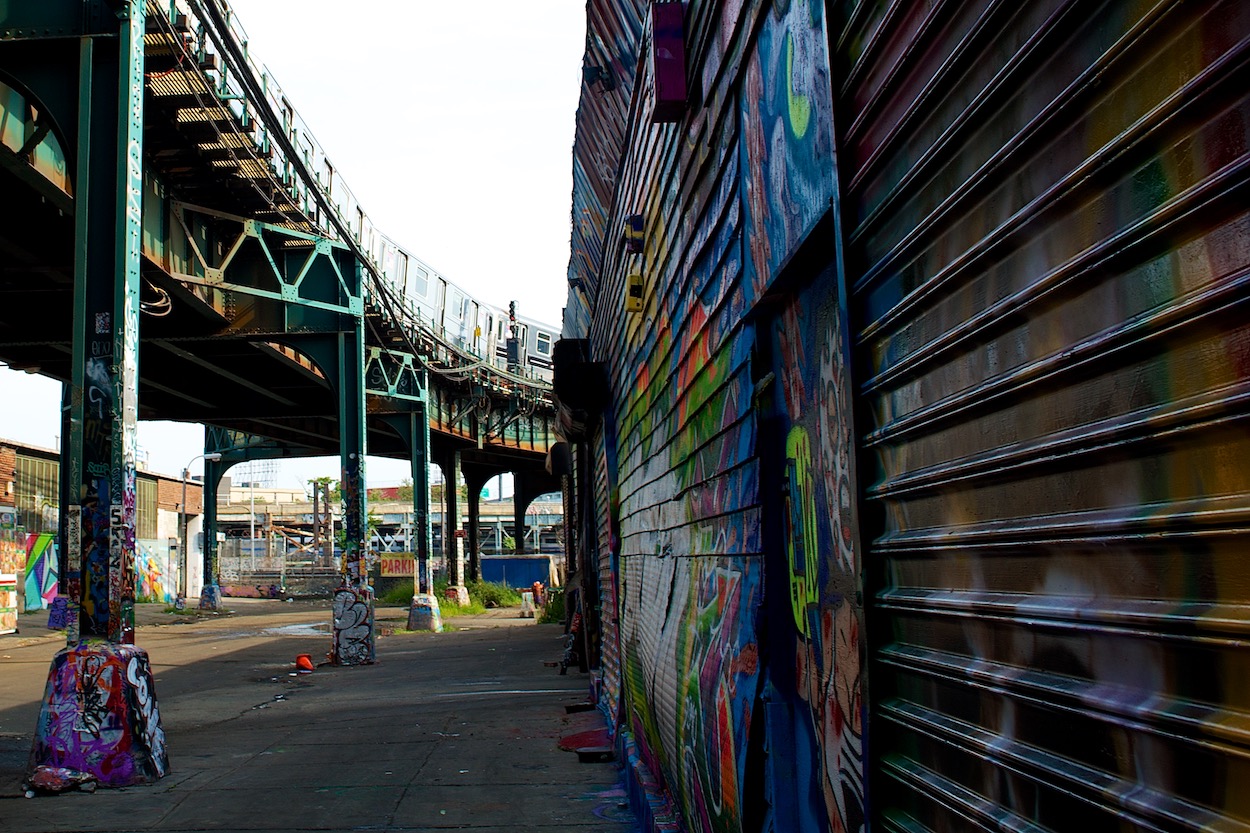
181,451 -> 223,599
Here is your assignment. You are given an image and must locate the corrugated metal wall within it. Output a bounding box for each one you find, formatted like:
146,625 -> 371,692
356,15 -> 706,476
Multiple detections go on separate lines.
833,0 -> 1250,828
593,427 -> 622,718
587,1 -> 807,827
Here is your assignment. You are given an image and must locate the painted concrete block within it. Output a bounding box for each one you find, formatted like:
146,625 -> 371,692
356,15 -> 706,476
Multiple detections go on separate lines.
28,643 -> 168,788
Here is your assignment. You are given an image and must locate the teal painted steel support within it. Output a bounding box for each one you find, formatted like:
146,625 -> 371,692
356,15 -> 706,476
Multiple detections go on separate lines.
405,404 -> 440,630
29,0 -> 170,791
411,404 -> 433,596
332,315 -> 374,665
338,324 -> 368,584
196,427 -> 321,609
66,2 -> 146,645
465,470 -> 487,582
49,383 -> 73,629
513,472 -> 528,555
379,402 -> 438,630
442,448 -> 464,602
199,454 -> 224,610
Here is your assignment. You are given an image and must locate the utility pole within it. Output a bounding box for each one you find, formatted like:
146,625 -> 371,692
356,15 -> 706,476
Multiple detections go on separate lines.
180,452 -> 222,598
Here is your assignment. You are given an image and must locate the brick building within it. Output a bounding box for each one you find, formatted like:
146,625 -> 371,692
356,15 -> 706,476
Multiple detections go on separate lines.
0,437 -> 205,614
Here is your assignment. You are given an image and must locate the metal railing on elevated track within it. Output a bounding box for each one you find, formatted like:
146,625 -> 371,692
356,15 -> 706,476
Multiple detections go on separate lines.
146,0 -> 555,409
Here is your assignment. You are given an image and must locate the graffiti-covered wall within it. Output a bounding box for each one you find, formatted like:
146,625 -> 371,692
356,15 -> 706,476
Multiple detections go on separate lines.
565,0 -> 1250,831
23,532 -> 58,611
568,2 -> 862,832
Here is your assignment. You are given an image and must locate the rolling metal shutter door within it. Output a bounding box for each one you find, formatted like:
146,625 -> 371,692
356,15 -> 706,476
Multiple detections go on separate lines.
593,427 -> 622,715
833,0 -> 1250,829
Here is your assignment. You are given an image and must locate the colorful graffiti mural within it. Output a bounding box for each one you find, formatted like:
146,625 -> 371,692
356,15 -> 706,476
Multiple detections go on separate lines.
767,264 -> 865,833
568,0 -> 1250,829
23,533 -> 59,611
596,3 -> 848,833
22,536 -> 172,612
739,0 -> 835,302
0,507 -> 20,634
134,540 -> 175,604
28,642 -> 168,788
620,556 -> 762,833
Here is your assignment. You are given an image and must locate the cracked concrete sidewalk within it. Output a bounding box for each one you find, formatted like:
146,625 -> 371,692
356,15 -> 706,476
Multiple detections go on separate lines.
0,599 -> 636,832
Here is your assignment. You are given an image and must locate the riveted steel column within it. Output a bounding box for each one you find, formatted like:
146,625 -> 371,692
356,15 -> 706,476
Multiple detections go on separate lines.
404,403 -> 441,631
442,448 -> 466,604
412,404 -> 433,595
29,0 -> 169,791
331,314 -> 374,665
66,2 -> 145,645
512,472 -> 528,555
198,455 -> 224,610
463,469 -> 491,583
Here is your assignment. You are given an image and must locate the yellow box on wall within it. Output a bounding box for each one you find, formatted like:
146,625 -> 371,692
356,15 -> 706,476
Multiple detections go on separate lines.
626,272 -> 644,313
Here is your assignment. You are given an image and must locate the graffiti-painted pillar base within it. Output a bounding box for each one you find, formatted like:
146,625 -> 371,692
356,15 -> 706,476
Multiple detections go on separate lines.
27,643 -> 167,790
46,597 -> 71,630
197,583 -> 222,611
331,581 -> 375,665
407,592 -> 443,632
444,585 -> 470,607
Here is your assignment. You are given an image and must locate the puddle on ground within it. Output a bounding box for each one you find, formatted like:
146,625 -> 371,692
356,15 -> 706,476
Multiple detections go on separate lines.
260,622 -> 331,637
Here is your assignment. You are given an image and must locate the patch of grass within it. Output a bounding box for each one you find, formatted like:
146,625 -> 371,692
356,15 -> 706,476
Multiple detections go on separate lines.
538,587 -> 566,624
377,578 -> 518,614
467,579 -> 522,609
378,581 -> 416,605
443,597 -> 488,616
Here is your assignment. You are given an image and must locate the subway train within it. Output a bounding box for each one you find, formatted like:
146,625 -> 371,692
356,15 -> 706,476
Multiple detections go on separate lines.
365,235 -> 556,382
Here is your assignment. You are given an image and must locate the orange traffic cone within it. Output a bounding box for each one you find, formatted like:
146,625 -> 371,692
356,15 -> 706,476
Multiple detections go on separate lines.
295,654 -> 315,672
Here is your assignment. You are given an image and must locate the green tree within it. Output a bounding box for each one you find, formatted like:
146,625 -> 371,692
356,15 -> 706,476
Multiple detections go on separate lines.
308,476 -> 341,501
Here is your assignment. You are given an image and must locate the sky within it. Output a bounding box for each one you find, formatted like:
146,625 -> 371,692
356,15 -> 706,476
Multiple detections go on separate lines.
0,1 -> 585,489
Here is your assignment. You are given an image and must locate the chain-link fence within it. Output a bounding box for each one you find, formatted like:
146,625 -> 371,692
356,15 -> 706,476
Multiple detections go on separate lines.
217,539 -> 340,596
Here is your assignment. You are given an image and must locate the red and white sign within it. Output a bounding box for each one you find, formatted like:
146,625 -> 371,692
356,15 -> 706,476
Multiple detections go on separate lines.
379,556 -> 415,577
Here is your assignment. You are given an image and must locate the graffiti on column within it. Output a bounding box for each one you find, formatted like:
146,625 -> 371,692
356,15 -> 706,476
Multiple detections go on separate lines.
332,584 -> 375,665
125,652 -> 168,777
80,481 -> 111,637
81,313 -> 116,638
341,457 -> 365,581
62,506 -> 81,641
73,653 -> 111,736
113,282 -> 140,641
31,643 -> 168,785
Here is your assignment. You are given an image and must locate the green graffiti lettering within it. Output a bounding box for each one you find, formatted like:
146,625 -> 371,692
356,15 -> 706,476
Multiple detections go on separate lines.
786,33 -> 811,139
786,426 -> 818,637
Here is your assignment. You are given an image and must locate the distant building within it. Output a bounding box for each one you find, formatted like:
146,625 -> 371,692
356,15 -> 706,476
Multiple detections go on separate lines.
0,437 -> 205,613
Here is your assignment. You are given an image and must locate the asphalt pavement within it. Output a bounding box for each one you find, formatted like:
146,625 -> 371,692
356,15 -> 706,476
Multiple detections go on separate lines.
0,598 -> 638,833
